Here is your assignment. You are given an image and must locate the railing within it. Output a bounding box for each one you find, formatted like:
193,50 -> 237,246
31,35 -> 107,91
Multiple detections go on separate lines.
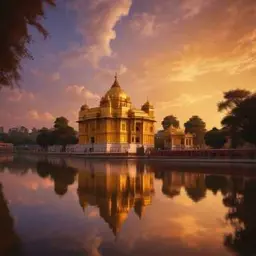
149,149 -> 256,159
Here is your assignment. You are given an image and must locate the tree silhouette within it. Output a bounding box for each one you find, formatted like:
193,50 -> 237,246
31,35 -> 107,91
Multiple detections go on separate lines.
205,175 -> 229,195
184,115 -> 206,148
36,160 -> 77,196
218,89 -> 254,148
218,89 -> 251,112
0,0 -> 56,88
224,178 -> 256,255
204,127 -> 227,149
161,115 -> 180,130
0,183 -> 21,255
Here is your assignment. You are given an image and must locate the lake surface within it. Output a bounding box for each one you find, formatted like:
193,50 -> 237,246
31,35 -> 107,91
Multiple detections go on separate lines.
0,155 -> 256,256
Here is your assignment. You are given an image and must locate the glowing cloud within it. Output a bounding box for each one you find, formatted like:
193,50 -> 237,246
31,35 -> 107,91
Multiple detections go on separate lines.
156,94 -> 212,110
66,85 -> 100,100
130,13 -> 157,37
5,89 -> 35,102
72,0 -> 132,66
27,110 -> 54,121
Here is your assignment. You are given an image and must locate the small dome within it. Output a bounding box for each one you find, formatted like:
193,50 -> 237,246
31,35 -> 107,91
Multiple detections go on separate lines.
142,100 -> 153,110
104,75 -> 130,102
80,104 -> 89,111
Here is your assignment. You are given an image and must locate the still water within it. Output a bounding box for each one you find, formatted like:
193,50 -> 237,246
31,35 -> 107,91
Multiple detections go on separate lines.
0,155 -> 256,256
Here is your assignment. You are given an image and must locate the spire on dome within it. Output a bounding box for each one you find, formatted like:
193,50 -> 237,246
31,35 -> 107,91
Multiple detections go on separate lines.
111,73 -> 120,88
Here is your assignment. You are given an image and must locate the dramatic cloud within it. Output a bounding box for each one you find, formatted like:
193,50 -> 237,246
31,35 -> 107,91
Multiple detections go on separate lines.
3,0 -> 256,130
71,0 -> 132,66
31,69 -> 60,82
130,13 -> 157,37
2,89 -> 35,102
66,85 -> 100,100
27,110 -> 55,121
156,93 -> 212,110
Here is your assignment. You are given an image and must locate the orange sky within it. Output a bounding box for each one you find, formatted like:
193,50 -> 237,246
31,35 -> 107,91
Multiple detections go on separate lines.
1,0 -> 256,131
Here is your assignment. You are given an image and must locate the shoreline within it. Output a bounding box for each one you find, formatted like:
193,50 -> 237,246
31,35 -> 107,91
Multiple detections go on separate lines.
2,152 -> 256,165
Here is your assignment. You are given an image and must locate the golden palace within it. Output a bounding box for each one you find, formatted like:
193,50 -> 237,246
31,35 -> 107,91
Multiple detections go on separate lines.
77,75 -> 155,153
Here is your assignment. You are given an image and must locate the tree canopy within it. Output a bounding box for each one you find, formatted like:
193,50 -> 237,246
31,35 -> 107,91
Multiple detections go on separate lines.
161,115 -> 180,130
36,117 -> 78,150
184,115 -> 206,147
0,0 -> 55,88
36,127 -> 53,149
54,116 -> 69,129
218,89 -> 252,112
229,95 -> 256,146
204,127 -> 227,149
0,126 -> 38,145
218,89 -> 256,147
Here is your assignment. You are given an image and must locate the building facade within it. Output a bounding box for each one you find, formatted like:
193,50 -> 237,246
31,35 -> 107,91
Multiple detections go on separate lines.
77,75 -> 155,153
163,125 -> 194,150
155,125 -> 194,150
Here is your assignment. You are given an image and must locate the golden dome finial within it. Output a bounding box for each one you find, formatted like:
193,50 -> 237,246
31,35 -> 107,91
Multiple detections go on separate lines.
112,73 -> 120,88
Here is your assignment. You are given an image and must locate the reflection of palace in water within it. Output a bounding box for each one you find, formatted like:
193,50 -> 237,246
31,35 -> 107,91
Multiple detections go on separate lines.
76,161 -> 154,236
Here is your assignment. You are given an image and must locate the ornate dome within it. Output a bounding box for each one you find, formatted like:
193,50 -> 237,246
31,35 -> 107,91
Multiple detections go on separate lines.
142,100 -> 153,109
104,75 -> 130,102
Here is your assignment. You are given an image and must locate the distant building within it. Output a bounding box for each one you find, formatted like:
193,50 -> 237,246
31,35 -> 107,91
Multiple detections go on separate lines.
155,125 -> 194,150
0,127 -> 4,133
76,75 -> 155,153
164,125 -> 194,150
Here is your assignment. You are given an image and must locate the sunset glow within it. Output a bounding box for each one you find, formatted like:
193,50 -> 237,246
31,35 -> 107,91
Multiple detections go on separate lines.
1,0 -> 256,130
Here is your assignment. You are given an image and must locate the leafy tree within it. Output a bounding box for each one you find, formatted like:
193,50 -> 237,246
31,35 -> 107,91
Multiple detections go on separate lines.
54,116 -> 69,129
204,127 -> 227,149
184,115 -> 206,148
52,126 -> 77,149
161,115 -> 179,130
231,95 -> 256,146
218,89 -> 253,148
29,128 -> 39,143
218,89 -> 252,112
0,0 -> 56,88
36,117 -> 77,150
52,117 -> 78,150
221,114 -> 243,148
6,126 -> 35,145
36,127 -> 53,149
